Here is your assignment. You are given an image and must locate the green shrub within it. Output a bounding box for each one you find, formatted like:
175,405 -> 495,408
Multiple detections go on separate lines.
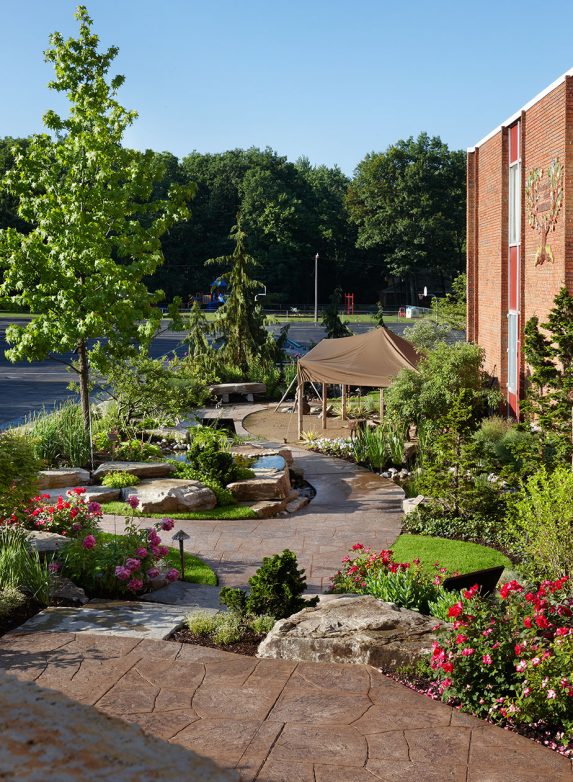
0,430 -> 40,519
0,585 -> 27,618
101,472 -> 140,489
508,466 -> 573,581
220,549 -> 318,619
185,610 -> 220,636
403,507 -> 510,549
250,614 -> 276,635
211,613 -> 243,645
172,464 -> 236,506
184,609 -> 274,644
184,425 -> 250,486
115,439 -> 162,462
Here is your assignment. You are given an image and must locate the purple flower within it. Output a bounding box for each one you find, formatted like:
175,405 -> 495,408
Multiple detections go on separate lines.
160,518 -> 175,531
127,578 -> 144,592
115,566 -> 131,581
146,567 -> 160,579
147,530 -> 161,545
88,501 -> 102,514
82,534 -> 96,550
48,561 -> 62,573
165,568 -> 179,582
135,547 -> 148,559
71,522 -> 81,533
157,545 -> 169,558
127,495 -> 140,509
125,558 -> 141,571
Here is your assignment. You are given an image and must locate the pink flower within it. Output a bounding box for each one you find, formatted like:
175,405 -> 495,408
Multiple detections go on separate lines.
448,602 -> 464,618
150,545 -> 160,556
351,543 -> 364,551
531,657 -> 541,667
516,660 -> 527,672
442,661 -> 454,673
461,648 -> 474,657
523,687 -> 531,697
82,534 -> 96,550
547,689 -> 557,699
157,545 -> 169,558
147,530 -> 161,545
165,568 -> 179,582
463,584 -> 479,600
455,634 -> 468,645
135,547 -> 148,559
125,558 -> 141,571
146,567 -> 160,579
160,518 -> 175,531
127,495 -> 140,509
73,487 -> 86,495
482,654 -> 493,666
127,578 -> 144,592
88,501 -> 102,514
48,561 -> 62,573
115,566 -> 131,581
71,522 -> 81,533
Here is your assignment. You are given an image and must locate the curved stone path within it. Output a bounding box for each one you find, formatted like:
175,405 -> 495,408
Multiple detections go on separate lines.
100,445 -> 405,591
2,425 -> 572,779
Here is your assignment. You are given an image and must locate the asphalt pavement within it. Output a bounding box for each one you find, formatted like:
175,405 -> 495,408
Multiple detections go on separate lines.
0,318 -> 415,428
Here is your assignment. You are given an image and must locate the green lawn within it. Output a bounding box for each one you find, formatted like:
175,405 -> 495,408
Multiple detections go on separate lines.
99,531 -> 217,585
102,501 -> 257,521
391,534 -> 511,575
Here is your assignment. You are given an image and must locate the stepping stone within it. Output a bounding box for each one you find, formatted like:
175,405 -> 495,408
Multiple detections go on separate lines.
13,600 -> 187,640
40,485 -> 121,504
38,468 -> 92,489
139,581 -> 222,610
92,461 -> 176,480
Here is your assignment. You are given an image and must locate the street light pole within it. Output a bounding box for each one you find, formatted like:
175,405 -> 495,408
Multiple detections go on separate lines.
314,253 -> 319,323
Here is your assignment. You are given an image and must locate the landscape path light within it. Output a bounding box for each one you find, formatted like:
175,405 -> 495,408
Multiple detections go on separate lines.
172,529 -> 190,580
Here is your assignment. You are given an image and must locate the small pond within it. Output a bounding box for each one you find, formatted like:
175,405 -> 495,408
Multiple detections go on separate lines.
250,454 -> 286,471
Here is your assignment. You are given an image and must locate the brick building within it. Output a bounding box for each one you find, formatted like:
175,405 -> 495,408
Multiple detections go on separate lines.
467,68 -> 573,416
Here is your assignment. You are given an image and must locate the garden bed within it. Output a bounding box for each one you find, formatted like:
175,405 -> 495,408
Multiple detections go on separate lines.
101,502 -> 257,521
169,626 -> 264,656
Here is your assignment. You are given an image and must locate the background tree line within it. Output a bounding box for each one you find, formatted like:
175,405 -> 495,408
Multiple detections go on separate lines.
0,132 -> 466,308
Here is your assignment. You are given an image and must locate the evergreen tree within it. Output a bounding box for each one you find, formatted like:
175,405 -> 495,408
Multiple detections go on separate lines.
206,220 -> 272,373
321,288 -> 352,339
523,287 -> 573,460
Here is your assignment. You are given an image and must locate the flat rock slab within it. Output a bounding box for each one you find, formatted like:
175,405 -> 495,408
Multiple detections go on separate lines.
209,383 -> 266,404
120,478 -> 217,513
0,670 -> 235,782
257,595 -> 444,668
40,485 -> 121,504
139,581 -> 222,610
28,530 -> 70,554
13,601 -> 187,640
38,468 -> 92,489
93,461 -> 176,480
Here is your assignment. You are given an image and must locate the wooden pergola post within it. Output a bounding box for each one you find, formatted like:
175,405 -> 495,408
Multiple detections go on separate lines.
341,384 -> 348,420
322,383 -> 327,430
379,388 -> 385,424
297,377 -> 304,439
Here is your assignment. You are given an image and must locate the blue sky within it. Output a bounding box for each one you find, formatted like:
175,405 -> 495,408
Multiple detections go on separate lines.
2,0 -> 573,175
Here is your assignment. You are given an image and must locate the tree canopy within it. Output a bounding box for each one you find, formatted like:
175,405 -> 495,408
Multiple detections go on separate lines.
0,6 -> 193,430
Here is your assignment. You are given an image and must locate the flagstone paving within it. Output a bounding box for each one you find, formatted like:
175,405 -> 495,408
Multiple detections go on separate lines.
0,631 -> 571,782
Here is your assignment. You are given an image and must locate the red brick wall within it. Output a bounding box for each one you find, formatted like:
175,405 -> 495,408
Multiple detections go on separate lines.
467,77 -> 573,400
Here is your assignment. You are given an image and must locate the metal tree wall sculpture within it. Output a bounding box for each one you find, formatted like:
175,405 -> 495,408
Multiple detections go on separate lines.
525,158 -> 564,267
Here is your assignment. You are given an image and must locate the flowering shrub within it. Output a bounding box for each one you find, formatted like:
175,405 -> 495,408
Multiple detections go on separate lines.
329,544 -> 457,614
426,576 -> 573,743
61,507 -> 178,597
304,436 -> 355,459
13,489 -> 101,537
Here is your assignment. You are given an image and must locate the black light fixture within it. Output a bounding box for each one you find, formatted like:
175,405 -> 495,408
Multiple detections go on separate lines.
172,529 -> 190,580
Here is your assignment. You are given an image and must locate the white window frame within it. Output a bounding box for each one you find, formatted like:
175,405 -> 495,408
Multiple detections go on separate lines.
507,311 -> 518,393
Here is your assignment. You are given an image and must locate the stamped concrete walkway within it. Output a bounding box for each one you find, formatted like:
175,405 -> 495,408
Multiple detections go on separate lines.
100,445 -> 405,591
1,631 -> 571,782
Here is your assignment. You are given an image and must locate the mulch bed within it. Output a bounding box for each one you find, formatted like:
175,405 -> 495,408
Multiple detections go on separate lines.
169,627 -> 265,657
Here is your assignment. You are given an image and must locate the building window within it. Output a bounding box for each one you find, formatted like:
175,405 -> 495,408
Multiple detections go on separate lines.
509,162 -> 521,245
507,311 -> 518,393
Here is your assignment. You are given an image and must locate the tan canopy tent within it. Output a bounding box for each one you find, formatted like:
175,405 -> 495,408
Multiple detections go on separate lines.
296,327 -> 420,436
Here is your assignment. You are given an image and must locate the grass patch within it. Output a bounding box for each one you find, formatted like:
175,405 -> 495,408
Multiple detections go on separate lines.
101,501 -> 257,521
98,532 -> 217,585
391,534 -> 511,575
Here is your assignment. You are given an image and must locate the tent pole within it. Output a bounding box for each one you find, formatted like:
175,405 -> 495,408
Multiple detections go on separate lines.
297,379 -> 304,439
322,383 -> 327,430
341,384 -> 348,420
310,381 -> 323,401
274,374 -> 297,412
380,388 -> 384,424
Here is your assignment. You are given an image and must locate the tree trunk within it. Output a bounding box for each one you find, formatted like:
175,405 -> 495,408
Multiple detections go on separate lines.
77,338 -> 90,436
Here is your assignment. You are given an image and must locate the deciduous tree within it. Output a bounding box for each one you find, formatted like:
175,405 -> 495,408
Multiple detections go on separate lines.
0,7 -> 193,433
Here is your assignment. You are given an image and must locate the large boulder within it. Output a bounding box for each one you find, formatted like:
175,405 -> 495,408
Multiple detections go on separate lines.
41,485 -> 121,504
120,479 -> 216,514
93,461 -> 175,481
38,468 -> 92,489
257,595 -> 444,668
227,467 -> 291,502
